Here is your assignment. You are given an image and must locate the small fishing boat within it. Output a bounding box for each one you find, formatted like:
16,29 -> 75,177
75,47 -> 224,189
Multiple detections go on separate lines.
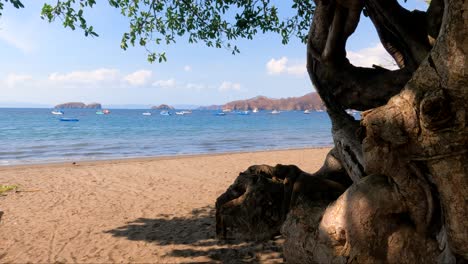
96,110 -> 104,115
182,110 -> 192,114
270,110 -> 280,115
237,110 -> 250,115
51,110 -> 64,115
60,118 -> 79,122
160,110 -> 171,116
175,111 -> 185,115
142,112 -> 152,116
304,109 -> 311,114
252,108 -> 259,113
103,109 -> 110,114
215,112 -> 226,116
316,109 -> 325,112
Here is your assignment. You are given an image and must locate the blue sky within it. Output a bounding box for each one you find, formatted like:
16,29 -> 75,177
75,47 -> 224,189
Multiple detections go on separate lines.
0,1 -> 427,107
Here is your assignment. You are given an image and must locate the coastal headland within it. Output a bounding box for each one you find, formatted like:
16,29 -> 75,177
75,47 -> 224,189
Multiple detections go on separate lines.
0,148 -> 330,263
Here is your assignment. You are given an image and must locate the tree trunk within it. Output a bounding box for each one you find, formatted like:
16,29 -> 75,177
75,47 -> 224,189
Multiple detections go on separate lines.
281,0 -> 467,262
216,0 -> 467,262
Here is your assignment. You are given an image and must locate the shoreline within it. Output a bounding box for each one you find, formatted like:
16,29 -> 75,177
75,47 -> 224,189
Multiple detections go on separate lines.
0,145 -> 332,170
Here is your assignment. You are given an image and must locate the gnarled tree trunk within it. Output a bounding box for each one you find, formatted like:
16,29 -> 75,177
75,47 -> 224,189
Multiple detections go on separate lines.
217,0 -> 466,262
281,0 -> 467,262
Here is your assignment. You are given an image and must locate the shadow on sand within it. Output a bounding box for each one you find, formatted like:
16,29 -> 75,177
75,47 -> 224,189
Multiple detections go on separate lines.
105,206 -> 283,263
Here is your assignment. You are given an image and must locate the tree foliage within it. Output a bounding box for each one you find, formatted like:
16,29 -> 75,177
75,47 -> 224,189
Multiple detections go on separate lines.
0,0 -> 314,62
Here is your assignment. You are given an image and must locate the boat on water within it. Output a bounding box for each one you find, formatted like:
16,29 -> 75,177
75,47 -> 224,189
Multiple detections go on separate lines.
237,110 -> 250,115
316,109 -> 325,112
160,110 -> 171,116
60,117 -> 79,122
51,110 -> 64,115
175,110 -> 192,115
270,110 -> 280,115
252,108 -> 259,113
304,109 -> 311,114
96,110 -> 104,115
142,112 -> 152,116
222,108 -> 232,113
215,112 -> 226,116
103,109 -> 110,114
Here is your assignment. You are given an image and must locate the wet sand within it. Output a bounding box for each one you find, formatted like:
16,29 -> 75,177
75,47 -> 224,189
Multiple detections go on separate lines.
0,148 -> 330,263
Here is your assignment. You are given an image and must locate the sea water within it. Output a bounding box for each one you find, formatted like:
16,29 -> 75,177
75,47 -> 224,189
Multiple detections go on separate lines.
0,108 -> 335,165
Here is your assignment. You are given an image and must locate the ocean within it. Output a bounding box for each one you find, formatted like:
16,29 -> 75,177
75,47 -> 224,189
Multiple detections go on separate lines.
0,108 -> 335,166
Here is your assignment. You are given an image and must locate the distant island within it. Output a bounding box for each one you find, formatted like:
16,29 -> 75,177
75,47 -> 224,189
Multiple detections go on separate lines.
198,93 -> 325,111
55,102 -> 102,109
151,104 -> 175,110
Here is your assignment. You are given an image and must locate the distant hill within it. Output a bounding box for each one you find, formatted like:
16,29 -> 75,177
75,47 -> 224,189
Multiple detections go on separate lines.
222,93 -> 325,111
197,104 -> 223,110
55,102 -> 102,109
151,104 -> 175,110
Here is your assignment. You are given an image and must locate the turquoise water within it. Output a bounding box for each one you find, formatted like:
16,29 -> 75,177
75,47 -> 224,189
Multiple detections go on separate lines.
0,108 -> 334,165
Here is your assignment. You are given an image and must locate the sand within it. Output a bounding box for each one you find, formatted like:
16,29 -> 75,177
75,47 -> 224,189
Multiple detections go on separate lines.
0,148 -> 330,263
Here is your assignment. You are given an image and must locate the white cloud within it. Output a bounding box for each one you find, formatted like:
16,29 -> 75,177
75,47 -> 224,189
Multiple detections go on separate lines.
347,43 -> 398,69
219,81 -> 242,92
4,73 -> 33,88
153,78 -> 176,89
48,68 -> 120,83
124,70 -> 153,86
266,57 -> 306,76
183,65 -> 192,72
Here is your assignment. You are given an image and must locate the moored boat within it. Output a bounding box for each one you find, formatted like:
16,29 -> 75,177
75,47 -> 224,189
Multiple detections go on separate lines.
304,109 -> 311,114
51,110 -> 64,115
60,117 -> 79,122
270,110 -> 280,114
142,112 -> 152,116
160,110 -> 171,116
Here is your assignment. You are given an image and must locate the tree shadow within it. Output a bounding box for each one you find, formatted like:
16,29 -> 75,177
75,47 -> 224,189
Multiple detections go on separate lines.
105,205 -> 284,263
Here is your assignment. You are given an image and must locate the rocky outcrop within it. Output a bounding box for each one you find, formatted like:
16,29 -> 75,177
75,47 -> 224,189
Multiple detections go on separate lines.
55,102 -> 102,109
151,104 -> 174,110
222,93 -> 325,111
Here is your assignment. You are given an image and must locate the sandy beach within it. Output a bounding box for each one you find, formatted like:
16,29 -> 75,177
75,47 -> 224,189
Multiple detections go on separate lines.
0,148 -> 330,263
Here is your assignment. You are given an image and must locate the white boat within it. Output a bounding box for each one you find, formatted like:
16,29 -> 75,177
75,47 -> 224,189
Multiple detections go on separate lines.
51,110 -> 64,115
304,109 -> 311,114
160,110 -> 171,116
222,108 -> 232,113
316,109 -> 325,112
270,110 -> 280,115
175,110 -> 192,115
252,108 -> 259,113
142,112 -> 152,116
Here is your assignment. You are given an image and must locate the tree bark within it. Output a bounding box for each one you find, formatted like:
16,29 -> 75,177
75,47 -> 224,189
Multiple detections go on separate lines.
281,0 -> 468,262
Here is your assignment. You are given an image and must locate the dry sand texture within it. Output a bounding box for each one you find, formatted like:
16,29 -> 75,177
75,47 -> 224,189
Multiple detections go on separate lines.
0,148 -> 330,263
